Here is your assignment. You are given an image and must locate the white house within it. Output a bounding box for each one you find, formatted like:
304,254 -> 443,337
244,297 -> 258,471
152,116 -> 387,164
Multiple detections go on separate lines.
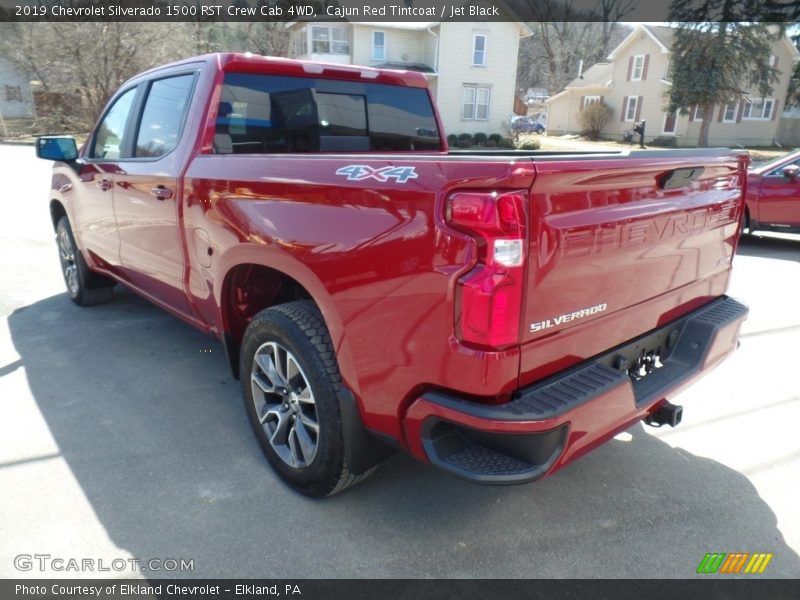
286,19 -> 531,137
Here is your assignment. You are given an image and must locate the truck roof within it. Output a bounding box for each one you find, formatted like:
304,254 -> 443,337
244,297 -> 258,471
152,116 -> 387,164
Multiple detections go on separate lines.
130,52 -> 430,89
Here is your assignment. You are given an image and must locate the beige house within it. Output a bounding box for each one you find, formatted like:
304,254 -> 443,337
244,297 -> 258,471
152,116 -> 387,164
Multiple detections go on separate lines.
545,25 -> 800,146
287,19 -> 531,136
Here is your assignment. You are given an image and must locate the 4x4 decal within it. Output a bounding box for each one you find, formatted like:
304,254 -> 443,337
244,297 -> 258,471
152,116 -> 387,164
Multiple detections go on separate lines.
335,165 -> 418,183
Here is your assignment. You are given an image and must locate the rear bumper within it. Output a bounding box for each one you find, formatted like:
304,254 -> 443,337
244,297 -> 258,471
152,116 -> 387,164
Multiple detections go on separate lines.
403,296 -> 748,484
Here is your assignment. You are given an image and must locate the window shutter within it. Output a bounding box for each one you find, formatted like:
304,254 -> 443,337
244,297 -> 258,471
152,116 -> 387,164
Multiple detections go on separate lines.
621,96 -> 628,121
580,96 -> 585,110
773,56 -> 779,71
736,101 -> 745,123
634,96 -> 642,122
689,106 -> 695,122
717,104 -> 724,122
772,99 -> 780,121
599,96 -> 604,104
642,55 -> 650,80
627,57 -> 633,81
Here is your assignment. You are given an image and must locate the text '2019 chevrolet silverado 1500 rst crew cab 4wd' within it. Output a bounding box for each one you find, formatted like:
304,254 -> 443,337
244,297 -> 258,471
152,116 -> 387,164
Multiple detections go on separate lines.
37,53 -> 749,497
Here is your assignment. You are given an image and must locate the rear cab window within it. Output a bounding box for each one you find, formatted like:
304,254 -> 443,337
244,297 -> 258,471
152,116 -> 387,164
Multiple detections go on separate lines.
213,73 -> 441,154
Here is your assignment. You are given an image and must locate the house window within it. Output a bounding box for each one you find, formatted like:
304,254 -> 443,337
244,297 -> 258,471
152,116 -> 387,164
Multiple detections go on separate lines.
743,97 -> 775,120
632,54 -> 645,80
759,56 -> 778,87
311,26 -> 349,55
722,101 -> 738,122
462,85 -> 490,120
5,85 -> 22,102
693,105 -> 705,121
584,95 -> 601,106
625,96 -> 638,121
663,56 -> 670,79
372,31 -> 385,61
473,35 -> 487,66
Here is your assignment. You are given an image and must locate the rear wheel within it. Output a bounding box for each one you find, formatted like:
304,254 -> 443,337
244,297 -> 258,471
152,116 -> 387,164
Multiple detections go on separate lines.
240,300 -> 375,497
56,216 -> 115,306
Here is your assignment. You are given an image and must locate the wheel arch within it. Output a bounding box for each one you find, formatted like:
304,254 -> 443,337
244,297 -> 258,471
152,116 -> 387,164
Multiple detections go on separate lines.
214,247 -> 354,389
50,199 -> 68,232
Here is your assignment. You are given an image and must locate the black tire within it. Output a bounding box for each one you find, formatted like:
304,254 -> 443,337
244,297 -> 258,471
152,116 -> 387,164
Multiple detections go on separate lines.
55,216 -> 115,306
240,300 -> 375,497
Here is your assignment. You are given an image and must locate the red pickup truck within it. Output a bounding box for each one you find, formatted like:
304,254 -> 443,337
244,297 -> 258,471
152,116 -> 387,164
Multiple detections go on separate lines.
744,149 -> 800,234
37,53 -> 749,497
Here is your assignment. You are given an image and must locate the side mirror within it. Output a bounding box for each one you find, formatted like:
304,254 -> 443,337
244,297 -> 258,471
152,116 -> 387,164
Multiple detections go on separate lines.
36,136 -> 78,162
782,164 -> 800,179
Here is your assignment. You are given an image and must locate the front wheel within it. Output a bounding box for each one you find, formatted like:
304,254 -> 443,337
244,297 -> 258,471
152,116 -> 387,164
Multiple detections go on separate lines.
240,301 -> 375,497
56,216 -> 115,306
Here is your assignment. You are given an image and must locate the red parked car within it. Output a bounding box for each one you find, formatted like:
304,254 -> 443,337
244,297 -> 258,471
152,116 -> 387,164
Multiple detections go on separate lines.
745,149 -> 800,234
36,54 -> 749,497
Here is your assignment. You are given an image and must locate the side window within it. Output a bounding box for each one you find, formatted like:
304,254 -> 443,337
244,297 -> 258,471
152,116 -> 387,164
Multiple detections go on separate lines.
89,88 -> 137,160
768,159 -> 800,177
135,74 -> 195,158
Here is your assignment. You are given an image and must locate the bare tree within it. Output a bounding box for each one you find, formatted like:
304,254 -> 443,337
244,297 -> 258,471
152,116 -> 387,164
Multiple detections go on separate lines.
0,20 -> 290,132
517,22 -> 630,96
234,22 -> 290,56
516,0 -> 634,96
0,22 -> 188,126
578,102 -> 613,138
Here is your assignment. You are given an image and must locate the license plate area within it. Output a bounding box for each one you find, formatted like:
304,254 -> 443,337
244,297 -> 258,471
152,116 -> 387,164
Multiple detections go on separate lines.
594,297 -> 747,407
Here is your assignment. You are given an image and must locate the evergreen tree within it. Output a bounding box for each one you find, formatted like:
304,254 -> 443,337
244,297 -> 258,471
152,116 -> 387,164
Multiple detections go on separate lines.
665,0 -> 795,146
786,30 -> 800,107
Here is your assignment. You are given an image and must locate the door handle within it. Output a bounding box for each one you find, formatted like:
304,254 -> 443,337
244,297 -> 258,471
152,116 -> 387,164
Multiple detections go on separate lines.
150,186 -> 174,200
97,178 -> 112,191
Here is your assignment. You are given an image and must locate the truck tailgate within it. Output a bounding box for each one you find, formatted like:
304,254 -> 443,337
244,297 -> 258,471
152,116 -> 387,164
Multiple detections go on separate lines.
519,150 -> 747,386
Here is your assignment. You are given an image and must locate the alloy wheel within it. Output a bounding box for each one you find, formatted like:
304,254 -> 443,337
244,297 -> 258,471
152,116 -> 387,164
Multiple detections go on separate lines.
250,341 -> 320,468
58,228 -> 79,295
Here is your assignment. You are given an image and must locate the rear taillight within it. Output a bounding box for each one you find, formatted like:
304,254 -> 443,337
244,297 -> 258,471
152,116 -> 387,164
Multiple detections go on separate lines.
446,190 -> 528,348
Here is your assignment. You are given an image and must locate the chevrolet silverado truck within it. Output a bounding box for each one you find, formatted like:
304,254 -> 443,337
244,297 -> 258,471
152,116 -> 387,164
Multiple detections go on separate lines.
37,53 -> 749,497
744,148 -> 800,234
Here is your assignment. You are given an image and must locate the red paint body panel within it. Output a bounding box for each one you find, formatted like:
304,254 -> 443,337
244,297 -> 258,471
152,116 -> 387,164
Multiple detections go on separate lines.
745,149 -> 800,230
44,53 -> 750,482
183,154 -> 534,440
519,154 -> 745,387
